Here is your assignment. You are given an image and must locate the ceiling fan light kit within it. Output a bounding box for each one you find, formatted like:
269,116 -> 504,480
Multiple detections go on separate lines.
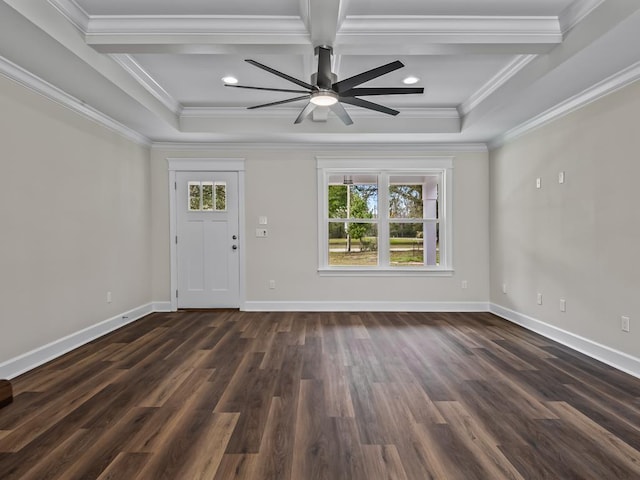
310,91 -> 338,106
225,45 -> 424,125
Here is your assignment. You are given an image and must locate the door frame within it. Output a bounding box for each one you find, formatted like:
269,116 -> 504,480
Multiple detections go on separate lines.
168,157 -> 246,311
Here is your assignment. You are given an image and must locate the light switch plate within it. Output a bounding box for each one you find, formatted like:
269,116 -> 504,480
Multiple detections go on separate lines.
256,228 -> 268,238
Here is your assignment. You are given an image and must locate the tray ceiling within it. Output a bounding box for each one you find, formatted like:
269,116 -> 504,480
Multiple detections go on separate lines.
1,0 -> 639,145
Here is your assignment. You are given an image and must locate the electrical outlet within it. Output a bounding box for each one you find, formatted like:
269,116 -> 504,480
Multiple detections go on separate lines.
107,291 -> 112,303
536,177 -> 542,189
537,293 -> 543,305
461,280 -> 468,289
621,316 -> 630,333
558,171 -> 565,184
502,283 -> 507,294
269,280 -> 276,290
560,298 -> 566,312
259,216 -> 268,225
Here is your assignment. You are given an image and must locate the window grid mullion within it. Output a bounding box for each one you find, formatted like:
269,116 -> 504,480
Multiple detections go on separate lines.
378,172 -> 390,267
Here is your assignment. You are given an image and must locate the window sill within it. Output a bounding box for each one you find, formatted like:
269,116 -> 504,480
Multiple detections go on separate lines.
318,268 -> 454,277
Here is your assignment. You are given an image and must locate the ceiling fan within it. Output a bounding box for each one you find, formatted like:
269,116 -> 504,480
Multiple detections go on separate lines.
225,46 -> 424,125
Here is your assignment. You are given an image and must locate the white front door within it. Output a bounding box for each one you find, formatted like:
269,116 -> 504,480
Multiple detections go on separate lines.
176,171 -> 240,308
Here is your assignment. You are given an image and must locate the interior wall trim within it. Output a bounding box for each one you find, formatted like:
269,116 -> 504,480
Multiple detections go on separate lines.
0,303 -> 154,380
152,301 -> 173,312
1,301 -> 637,381
242,301 -> 490,312
489,60 -> 640,149
151,142 -> 489,152
0,55 -> 151,147
490,303 -> 640,379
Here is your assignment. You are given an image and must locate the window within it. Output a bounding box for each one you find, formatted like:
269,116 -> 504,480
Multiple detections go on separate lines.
318,157 -> 453,275
188,181 -> 226,211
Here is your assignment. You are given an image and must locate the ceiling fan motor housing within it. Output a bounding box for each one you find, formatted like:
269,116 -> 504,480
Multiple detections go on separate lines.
310,72 -> 337,86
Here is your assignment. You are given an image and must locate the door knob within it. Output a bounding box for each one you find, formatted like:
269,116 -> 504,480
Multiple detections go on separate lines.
232,235 -> 238,240
232,245 -> 238,250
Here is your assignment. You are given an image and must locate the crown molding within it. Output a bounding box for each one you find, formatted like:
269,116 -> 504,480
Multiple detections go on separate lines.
84,15 -> 312,53
110,54 -> 182,115
459,54 -> 536,116
559,0 -> 606,35
180,106 -> 459,120
489,60 -> 640,150
47,0 -> 89,33
85,15 -> 308,35
152,141 -> 487,152
339,15 -> 562,43
0,55 -> 150,147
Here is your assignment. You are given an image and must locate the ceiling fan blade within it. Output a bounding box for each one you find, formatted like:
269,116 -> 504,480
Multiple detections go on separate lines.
316,46 -> 333,90
340,87 -> 424,96
245,59 -> 315,90
247,95 -> 311,110
329,102 -> 353,125
294,102 -> 317,124
339,96 -> 399,116
226,84 -> 311,94
332,60 -> 404,93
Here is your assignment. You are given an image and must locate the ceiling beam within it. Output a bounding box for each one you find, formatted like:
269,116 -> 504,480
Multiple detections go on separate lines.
335,15 -> 562,55
82,13 -> 561,56
308,0 -> 342,47
2,0 -> 180,129
461,0 -> 640,133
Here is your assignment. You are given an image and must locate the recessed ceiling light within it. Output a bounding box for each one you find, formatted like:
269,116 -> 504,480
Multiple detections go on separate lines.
403,76 -> 419,85
222,76 -> 238,84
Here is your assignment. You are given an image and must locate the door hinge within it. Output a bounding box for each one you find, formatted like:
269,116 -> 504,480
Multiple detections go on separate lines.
175,235 -> 178,244
176,289 -> 178,298
174,181 -> 177,190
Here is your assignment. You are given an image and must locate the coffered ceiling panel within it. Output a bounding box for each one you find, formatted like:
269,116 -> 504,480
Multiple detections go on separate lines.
346,0 -> 576,16
74,0 -> 301,16
2,0 -> 639,145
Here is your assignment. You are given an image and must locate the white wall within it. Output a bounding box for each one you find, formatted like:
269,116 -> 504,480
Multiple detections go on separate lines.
151,147 -> 490,307
0,74 -> 152,366
490,80 -> 640,360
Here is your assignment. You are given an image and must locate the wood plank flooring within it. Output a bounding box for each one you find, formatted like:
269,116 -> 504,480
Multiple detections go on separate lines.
1,311 -> 639,479
0,380 -> 11,408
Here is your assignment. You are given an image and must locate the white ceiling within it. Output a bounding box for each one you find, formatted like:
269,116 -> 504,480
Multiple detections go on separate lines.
1,0 -> 640,146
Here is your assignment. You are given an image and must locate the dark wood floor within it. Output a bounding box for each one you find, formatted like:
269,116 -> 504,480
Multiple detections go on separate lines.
1,311 -> 639,479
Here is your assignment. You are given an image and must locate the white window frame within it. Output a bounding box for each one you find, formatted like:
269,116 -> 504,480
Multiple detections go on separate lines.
317,156 -> 454,276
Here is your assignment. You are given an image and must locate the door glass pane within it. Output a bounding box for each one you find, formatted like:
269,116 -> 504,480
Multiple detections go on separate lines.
188,182 -> 201,211
215,182 -> 227,211
328,174 -> 378,219
389,223 -> 424,266
202,182 -> 214,211
328,222 -> 378,266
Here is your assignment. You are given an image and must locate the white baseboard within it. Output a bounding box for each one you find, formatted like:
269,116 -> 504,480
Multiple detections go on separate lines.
4,300 -> 636,381
490,303 -> 640,379
152,301 -> 172,312
242,301 -> 490,312
0,303 -> 154,379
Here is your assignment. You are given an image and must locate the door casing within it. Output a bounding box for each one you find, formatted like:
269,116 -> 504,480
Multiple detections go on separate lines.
168,158 -> 245,311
